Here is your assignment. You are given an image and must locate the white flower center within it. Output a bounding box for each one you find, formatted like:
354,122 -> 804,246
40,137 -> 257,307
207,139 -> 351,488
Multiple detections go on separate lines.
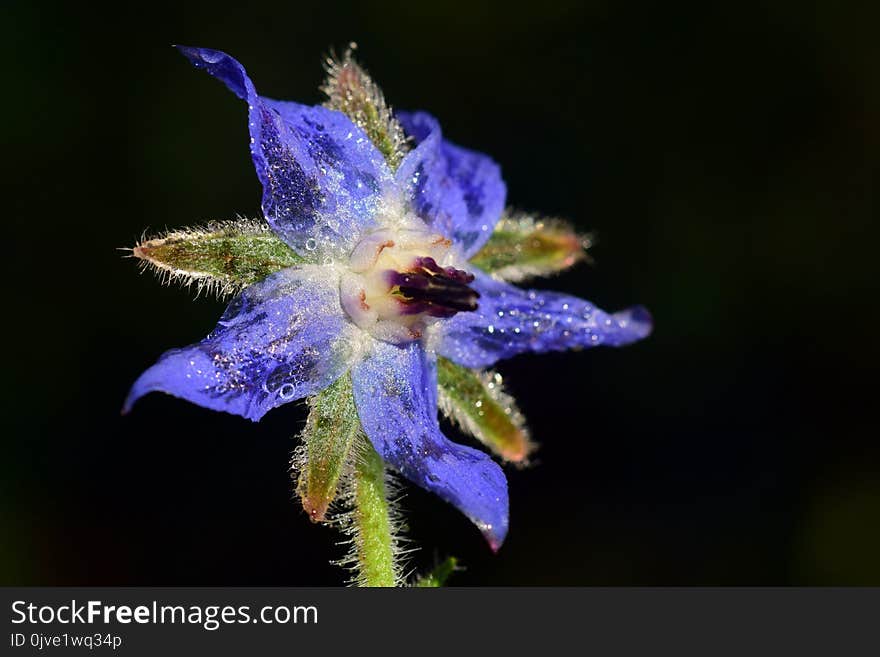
340,228 -> 478,343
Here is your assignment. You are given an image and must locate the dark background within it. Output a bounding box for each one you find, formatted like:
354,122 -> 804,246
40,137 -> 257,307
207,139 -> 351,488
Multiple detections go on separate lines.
3,1 -> 877,585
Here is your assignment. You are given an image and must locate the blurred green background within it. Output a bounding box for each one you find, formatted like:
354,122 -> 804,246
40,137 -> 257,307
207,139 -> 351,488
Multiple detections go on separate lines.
3,0 -> 878,585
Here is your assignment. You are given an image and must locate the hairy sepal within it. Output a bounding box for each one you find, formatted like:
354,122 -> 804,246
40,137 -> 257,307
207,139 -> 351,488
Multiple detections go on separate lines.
294,374 -> 361,522
437,357 -> 534,464
131,219 -> 302,298
470,211 -> 591,283
321,44 -> 408,171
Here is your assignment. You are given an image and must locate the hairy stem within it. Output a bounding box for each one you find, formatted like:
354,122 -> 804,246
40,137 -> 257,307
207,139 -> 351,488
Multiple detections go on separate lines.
351,439 -> 398,587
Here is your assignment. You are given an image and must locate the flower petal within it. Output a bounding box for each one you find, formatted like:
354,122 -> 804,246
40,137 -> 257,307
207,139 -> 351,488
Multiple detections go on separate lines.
436,271 -> 652,368
177,46 -> 394,261
351,340 -> 509,550
395,111 -> 506,258
124,266 -> 358,421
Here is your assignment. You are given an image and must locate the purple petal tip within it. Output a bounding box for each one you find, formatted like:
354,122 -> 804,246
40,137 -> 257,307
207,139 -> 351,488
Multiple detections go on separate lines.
174,45 -> 249,100
621,305 -> 653,339
486,533 -> 505,553
481,517 -> 509,553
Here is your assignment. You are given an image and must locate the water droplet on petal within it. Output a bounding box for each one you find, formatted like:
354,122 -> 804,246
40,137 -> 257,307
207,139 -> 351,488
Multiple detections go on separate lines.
201,50 -> 224,64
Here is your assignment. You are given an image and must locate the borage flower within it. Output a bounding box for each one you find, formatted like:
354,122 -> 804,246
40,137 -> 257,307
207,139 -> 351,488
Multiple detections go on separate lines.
125,46 -> 652,586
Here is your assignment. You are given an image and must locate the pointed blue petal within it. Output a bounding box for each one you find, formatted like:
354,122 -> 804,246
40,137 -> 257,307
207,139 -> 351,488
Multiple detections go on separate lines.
124,266 -> 358,421
352,340 -> 509,550
177,46 -> 394,261
438,271 -> 652,368
395,111 -> 506,258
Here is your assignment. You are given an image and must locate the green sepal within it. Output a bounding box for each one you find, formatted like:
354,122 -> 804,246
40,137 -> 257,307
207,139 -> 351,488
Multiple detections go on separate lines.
132,219 -> 302,297
295,374 -> 361,522
413,557 -> 459,587
321,44 -> 408,171
437,357 -> 534,463
470,211 -> 590,282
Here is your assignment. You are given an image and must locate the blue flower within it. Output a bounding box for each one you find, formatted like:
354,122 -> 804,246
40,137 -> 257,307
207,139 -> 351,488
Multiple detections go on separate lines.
125,47 -> 652,551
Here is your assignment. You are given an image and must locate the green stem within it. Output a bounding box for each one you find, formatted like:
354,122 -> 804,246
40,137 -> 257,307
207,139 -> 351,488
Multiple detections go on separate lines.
352,439 -> 397,587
